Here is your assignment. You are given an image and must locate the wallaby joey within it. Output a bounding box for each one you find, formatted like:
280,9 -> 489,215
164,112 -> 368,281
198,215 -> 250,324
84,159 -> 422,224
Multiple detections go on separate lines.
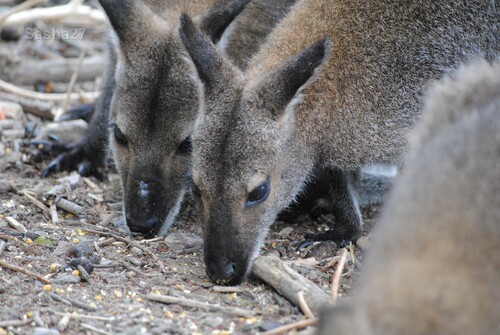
317,59 -> 500,335
179,0 -> 498,284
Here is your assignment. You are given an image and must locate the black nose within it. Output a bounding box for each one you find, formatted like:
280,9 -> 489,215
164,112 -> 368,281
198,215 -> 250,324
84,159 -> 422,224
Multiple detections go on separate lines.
127,215 -> 160,238
206,261 -> 242,285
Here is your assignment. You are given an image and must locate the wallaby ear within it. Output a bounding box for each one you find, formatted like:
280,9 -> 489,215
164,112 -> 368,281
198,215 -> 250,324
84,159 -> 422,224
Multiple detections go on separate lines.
180,14 -> 229,89
255,38 -> 330,120
198,0 -> 251,43
98,0 -> 163,53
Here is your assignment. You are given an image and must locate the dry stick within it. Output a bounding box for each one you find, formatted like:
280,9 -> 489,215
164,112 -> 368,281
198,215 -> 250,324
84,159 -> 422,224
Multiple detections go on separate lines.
57,313 -> 71,332
0,78 -> 99,102
50,204 -> 59,224
0,0 -> 44,27
80,323 -> 112,335
212,286 -> 244,293
33,310 -> 44,327
145,294 -> 255,318
1,0 -> 106,28
330,248 -> 348,301
55,198 -> 85,216
22,191 -> 51,215
47,292 -> 97,312
5,216 -> 27,234
0,240 -> 6,257
61,48 -> 86,117
0,260 -> 51,284
297,291 -> 315,319
261,318 -> 318,335
0,319 -> 32,328
53,312 -> 115,322
252,255 -> 331,314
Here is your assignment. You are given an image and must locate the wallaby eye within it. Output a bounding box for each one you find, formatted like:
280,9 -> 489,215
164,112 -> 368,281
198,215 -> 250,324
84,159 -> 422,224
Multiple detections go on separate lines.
176,136 -> 192,156
113,124 -> 128,146
246,177 -> 270,208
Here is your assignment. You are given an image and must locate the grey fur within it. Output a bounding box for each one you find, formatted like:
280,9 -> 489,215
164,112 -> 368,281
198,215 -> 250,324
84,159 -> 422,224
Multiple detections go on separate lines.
180,0 -> 498,283
317,59 -> 500,335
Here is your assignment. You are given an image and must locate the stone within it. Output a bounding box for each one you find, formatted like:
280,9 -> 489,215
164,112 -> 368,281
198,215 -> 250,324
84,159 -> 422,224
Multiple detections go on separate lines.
164,232 -> 203,251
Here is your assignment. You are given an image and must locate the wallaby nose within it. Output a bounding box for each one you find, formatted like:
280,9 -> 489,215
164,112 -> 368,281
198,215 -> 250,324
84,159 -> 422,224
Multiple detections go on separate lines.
206,260 -> 242,285
127,214 -> 160,238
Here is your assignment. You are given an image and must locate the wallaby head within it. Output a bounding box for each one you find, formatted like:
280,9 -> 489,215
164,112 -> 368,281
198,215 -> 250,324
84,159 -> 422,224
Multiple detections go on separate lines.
180,15 -> 329,284
98,0 -> 249,238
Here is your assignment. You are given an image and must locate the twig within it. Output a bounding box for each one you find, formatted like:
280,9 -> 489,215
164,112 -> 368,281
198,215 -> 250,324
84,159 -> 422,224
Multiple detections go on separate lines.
0,240 -> 6,257
5,216 -> 27,234
22,191 -> 51,214
212,286 -> 244,293
330,248 -> 348,301
252,255 -> 331,314
61,48 -> 86,117
297,291 -> 315,319
97,213 -> 117,227
261,318 -> 318,335
46,292 -> 96,311
57,313 -> 71,332
0,319 -> 32,327
80,323 -> 112,335
50,204 -> 59,224
53,312 -> 115,321
0,0 -> 44,27
145,293 -> 255,318
55,198 -> 85,216
77,265 -> 91,282
0,260 -> 51,284
1,0 -> 106,28
0,78 -> 99,102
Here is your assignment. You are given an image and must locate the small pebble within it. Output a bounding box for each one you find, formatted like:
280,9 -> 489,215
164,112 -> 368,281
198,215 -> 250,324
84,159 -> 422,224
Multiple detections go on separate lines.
54,273 -> 81,284
277,227 -> 294,237
130,246 -> 143,256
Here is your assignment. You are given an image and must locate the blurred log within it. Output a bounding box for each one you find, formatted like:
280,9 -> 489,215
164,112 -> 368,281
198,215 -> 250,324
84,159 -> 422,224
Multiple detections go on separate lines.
0,53 -> 105,85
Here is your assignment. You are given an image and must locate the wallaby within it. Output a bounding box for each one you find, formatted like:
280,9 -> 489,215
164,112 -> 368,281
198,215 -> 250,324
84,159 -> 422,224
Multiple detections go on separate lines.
179,0 -> 498,284
317,59 -> 500,335
41,0 -> 303,237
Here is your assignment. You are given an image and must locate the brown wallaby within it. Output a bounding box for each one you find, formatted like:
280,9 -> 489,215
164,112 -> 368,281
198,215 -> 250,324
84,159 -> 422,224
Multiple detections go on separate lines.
317,59 -> 500,335
179,0 -> 498,284
41,0 -> 304,238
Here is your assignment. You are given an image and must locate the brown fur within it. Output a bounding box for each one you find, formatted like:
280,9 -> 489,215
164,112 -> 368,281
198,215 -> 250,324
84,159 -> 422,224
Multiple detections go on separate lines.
317,59 -> 500,335
179,0 -> 498,283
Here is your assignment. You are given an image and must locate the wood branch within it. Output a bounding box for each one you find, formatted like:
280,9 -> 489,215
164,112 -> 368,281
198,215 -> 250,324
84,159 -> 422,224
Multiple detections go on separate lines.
62,48 -> 86,115
5,216 -> 27,234
1,0 -> 107,29
0,319 -> 32,328
261,318 -> 318,335
145,293 -> 255,318
46,292 -> 97,311
55,198 -> 85,216
0,0 -> 44,28
0,260 -> 51,284
0,54 -> 105,86
330,248 -> 348,301
0,92 -> 54,120
252,255 -> 331,314
0,78 -> 99,102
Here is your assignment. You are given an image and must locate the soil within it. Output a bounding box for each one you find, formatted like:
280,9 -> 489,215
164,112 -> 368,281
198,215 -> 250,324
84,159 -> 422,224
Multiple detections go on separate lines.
0,2 -> 380,334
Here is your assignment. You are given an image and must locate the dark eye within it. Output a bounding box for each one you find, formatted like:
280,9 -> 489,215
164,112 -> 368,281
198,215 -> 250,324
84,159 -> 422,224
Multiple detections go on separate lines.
176,136 -> 192,156
246,177 -> 270,208
113,124 -> 128,146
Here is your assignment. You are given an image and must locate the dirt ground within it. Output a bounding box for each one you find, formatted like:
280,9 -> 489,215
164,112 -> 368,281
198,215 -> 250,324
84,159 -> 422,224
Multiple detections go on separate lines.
0,1 -> 380,334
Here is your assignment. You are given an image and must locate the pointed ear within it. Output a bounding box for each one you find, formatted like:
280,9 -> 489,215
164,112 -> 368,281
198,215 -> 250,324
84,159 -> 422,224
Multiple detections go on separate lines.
98,0 -> 163,52
255,38 -> 330,120
180,14 -> 233,89
198,0 -> 251,43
